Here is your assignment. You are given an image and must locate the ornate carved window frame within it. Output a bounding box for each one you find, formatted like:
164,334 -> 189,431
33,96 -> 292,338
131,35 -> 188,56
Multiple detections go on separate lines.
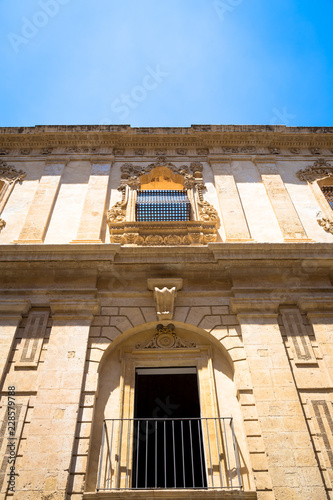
0,160 -> 26,233
107,157 -> 220,245
297,159 -> 333,235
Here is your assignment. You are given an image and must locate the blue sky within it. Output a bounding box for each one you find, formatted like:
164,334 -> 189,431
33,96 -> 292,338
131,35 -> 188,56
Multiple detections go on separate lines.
0,0 -> 332,127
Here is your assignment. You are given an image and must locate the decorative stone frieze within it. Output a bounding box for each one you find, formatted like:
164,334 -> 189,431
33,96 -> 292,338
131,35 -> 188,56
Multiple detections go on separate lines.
136,323 -> 197,350
296,159 -> 333,183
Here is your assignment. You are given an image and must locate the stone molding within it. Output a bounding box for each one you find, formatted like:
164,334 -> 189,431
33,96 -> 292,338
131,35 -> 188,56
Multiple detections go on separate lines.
0,300 -> 30,316
50,299 -> 100,319
230,298 -> 280,315
135,323 -> 197,350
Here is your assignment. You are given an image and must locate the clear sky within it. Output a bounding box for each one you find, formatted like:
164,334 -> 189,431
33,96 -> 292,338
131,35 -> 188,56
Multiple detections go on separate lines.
0,0 -> 332,128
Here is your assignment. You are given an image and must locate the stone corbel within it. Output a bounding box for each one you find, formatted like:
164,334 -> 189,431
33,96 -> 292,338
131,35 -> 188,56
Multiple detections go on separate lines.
147,278 -> 183,320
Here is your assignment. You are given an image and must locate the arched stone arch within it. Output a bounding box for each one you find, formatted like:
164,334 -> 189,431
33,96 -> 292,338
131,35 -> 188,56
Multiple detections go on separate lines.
85,321 -> 253,494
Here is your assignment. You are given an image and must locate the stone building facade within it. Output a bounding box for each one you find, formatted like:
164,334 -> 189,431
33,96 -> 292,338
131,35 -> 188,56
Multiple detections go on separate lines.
0,124 -> 333,499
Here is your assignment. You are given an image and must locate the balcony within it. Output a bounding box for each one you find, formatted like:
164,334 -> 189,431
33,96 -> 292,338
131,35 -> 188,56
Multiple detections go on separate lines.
93,417 -> 247,496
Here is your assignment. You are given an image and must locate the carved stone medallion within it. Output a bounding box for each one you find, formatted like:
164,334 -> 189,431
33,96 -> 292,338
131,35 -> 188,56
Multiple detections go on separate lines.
135,324 -> 197,350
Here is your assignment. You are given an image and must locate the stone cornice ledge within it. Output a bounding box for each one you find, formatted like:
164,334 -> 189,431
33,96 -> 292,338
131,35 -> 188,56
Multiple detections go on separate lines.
230,298 -> 280,315
208,242 -> 333,262
0,243 -> 120,262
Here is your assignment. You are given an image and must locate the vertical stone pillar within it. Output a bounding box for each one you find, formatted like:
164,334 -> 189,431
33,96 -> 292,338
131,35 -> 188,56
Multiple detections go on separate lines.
71,160 -> 112,243
14,160 -> 66,243
0,300 -> 30,384
14,299 -> 99,500
231,298 -> 327,499
255,158 -> 310,241
210,160 -> 251,241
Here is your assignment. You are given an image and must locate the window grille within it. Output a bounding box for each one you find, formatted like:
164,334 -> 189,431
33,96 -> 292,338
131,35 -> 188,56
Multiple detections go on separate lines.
321,186 -> 333,210
136,190 -> 191,222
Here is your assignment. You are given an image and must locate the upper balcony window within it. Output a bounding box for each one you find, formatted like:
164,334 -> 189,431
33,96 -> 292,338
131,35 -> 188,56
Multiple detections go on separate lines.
107,157 -> 219,245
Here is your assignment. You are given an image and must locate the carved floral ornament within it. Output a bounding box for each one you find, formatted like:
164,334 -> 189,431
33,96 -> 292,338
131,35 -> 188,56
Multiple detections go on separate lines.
0,218 -> 6,233
107,157 -> 219,246
136,324 -> 197,350
297,159 -> 333,235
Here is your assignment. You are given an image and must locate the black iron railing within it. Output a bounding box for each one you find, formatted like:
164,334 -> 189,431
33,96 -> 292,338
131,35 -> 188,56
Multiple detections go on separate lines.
97,417 -> 242,491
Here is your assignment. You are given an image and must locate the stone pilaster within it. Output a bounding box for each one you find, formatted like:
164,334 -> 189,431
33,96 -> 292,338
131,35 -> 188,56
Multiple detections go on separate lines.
71,160 -> 113,243
0,300 -> 30,385
14,160 -> 66,243
210,160 -> 251,241
14,299 -> 99,500
255,158 -> 310,241
231,298 -> 327,500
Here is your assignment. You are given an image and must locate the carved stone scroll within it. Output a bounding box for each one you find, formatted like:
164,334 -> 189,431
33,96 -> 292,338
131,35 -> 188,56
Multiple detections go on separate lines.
136,324 -> 197,350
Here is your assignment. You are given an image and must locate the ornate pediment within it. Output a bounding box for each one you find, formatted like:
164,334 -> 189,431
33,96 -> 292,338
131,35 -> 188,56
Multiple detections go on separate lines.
0,161 -> 26,184
296,159 -> 333,183
120,157 -> 202,190
135,324 -> 197,350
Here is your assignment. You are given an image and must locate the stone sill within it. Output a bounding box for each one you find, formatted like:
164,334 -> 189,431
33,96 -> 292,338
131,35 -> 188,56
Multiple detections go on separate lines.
83,489 -> 257,500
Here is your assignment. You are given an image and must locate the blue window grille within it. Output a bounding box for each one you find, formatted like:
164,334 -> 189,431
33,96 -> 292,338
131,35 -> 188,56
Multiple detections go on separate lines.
136,190 -> 191,222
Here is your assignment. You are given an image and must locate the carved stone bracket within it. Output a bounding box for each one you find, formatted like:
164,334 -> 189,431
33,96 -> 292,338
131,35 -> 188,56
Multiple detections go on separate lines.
135,323 -> 197,350
148,278 -> 183,320
0,218 -> 6,232
296,159 -> 333,183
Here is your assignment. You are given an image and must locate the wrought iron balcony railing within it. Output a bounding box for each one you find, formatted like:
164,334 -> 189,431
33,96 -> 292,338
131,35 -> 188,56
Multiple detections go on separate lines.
97,417 -> 242,491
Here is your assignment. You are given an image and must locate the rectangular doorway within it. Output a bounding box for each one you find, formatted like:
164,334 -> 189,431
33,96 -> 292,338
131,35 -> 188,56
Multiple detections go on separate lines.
132,367 -> 207,488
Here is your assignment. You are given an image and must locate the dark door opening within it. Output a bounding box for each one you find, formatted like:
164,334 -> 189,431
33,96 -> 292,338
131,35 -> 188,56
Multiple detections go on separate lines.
132,367 -> 207,489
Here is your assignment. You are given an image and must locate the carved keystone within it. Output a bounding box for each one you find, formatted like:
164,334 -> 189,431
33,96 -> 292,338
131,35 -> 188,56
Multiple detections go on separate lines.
147,279 -> 183,321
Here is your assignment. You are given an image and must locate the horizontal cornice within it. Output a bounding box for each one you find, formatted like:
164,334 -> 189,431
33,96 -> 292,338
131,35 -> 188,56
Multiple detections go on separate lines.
0,124 -> 332,153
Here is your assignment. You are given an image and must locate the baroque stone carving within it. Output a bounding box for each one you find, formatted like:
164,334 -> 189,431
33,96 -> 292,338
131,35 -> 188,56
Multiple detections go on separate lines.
20,149 -> 32,155
40,148 -> 52,155
0,218 -> 6,232
107,186 -> 128,223
196,148 -> 209,155
268,147 -> 281,155
239,146 -> 256,154
222,147 -> 239,154
176,148 -> 187,155
136,324 -> 197,350
290,148 -> 300,154
317,217 -> 333,234
296,159 -> 333,183
0,149 -> 9,155
134,148 -> 145,155
113,148 -> 125,155
66,147 -> 97,154
0,161 -> 26,184
155,148 -> 167,155
310,148 -> 321,155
